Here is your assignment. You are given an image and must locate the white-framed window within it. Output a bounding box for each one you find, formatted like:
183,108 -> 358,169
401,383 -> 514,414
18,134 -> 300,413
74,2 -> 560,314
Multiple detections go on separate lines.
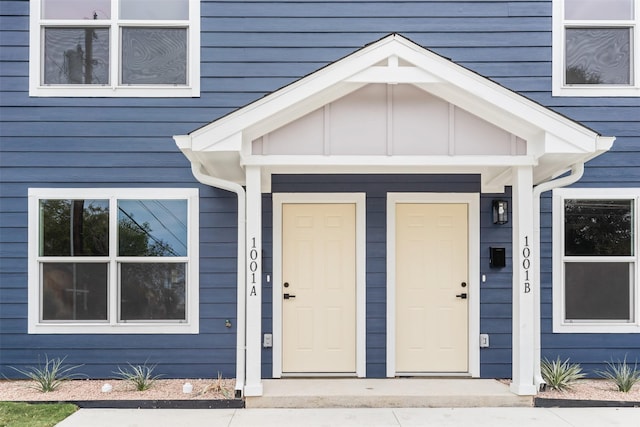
28,188 -> 199,334
29,0 -> 200,97
552,0 -> 640,97
553,188 -> 640,333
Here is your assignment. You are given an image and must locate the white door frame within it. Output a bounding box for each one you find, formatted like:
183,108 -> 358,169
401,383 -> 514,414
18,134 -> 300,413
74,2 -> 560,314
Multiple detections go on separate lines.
386,192 -> 480,378
272,193 -> 367,378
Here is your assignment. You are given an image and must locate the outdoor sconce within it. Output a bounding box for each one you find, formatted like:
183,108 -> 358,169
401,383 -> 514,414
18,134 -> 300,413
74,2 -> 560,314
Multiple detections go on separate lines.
492,200 -> 508,225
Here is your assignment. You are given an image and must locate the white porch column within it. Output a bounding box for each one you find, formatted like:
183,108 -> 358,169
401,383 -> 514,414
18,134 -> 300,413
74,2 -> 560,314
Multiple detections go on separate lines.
244,166 -> 263,396
510,166 -> 537,395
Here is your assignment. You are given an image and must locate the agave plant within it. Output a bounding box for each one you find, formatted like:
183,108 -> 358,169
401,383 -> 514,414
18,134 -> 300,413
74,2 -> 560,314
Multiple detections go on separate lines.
114,362 -> 163,391
10,355 -> 84,392
540,356 -> 586,391
597,356 -> 640,393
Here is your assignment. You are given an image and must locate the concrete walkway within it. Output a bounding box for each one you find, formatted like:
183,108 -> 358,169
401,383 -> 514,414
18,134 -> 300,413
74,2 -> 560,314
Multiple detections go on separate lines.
56,407 -> 639,426
246,378 -> 532,408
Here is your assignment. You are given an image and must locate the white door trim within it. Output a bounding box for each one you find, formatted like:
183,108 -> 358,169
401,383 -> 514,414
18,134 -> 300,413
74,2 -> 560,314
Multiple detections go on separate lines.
386,192 -> 480,378
272,193 -> 366,378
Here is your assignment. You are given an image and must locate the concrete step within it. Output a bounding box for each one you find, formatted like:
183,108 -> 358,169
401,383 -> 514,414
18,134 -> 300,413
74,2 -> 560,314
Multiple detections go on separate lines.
245,379 -> 533,408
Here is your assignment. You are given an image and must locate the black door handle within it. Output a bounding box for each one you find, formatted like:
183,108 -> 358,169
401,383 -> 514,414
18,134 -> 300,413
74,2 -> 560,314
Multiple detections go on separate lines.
284,293 -> 296,300
456,293 -> 468,299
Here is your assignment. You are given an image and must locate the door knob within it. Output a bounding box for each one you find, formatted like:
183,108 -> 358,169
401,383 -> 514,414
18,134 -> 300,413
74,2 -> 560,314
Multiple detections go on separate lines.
456,293 -> 468,299
284,293 -> 296,300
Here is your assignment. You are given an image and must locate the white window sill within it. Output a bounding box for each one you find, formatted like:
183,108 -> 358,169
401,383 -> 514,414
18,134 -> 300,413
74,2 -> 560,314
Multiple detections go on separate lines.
28,322 -> 199,334
553,85 -> 640,97
553,322 -> 640,334
29,85 -> 200,98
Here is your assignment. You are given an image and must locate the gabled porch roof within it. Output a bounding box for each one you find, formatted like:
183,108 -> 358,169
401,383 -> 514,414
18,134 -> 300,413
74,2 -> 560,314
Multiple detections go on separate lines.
174,33 -> 614,192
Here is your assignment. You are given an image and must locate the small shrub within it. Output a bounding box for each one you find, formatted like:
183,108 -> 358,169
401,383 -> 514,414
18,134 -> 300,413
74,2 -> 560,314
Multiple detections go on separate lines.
597,356 -> 640,393
114,362 -> 162,391
541,356 -> 586,391
10,355 -> 84,393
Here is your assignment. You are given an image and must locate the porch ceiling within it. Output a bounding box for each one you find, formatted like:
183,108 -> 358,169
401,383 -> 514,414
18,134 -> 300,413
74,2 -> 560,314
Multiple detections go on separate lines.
174,33 -> 614,193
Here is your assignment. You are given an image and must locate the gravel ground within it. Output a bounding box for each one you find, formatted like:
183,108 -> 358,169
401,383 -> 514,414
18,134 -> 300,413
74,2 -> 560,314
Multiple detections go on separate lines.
1,378 -> 638,402
0,378 -> 236,401
536,379 -> 640,402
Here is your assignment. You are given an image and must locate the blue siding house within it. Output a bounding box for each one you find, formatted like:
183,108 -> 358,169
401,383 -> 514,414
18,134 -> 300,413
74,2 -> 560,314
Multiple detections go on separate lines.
1,0 -> 638,397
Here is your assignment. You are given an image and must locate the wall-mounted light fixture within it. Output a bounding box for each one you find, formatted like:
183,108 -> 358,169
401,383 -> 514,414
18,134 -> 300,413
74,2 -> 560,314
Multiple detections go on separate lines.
492,200 -> 508,225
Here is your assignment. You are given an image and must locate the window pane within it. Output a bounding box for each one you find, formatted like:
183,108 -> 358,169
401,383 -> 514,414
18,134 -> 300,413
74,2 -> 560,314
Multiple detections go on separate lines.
120,0 -> 188,20
120,263 -> 186,321
565,0 -> 633,20
565,28 -> 631,85
565,262 -> 632,321
44,28 -> 110,85
43,0 -> 111,19
120,28 -> 187,85
118,199 -> 188,257
42,263 -> 108,321
564,199 -> 633,256
41,199 -> 109,256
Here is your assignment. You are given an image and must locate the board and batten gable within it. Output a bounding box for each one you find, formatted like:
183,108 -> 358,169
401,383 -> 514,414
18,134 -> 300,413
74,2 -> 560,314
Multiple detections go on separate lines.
1,0 -> 639,379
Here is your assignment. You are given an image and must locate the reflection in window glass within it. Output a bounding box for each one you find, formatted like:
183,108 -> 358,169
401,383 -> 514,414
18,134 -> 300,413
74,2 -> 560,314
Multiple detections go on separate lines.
120,28 -> 187,85
42,0 -> 111,19
44,28 -> 110,85
42,263 -> 108,321
120,0 -> 188,20
565,0 -> 633,21
565,262 -> 632,321
40,199 -> 109,256
565,28 -> 631,85
118,200 -> 188,257
565,199 -> 633,256
120,263 -> 186,321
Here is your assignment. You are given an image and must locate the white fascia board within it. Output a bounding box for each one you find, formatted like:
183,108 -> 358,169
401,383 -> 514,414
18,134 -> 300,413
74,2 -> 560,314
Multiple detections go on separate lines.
401,45 -> 601,151
188,37 -> 404,148
193,131 -> 243,153
242,82 -> 367,142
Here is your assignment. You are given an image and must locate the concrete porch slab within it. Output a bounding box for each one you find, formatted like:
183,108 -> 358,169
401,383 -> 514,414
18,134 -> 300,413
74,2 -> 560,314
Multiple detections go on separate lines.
245,379 -> 533,408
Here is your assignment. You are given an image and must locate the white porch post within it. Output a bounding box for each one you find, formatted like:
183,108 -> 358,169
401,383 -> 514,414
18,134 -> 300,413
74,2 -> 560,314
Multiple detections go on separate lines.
510,166 -> 537,395
244,165 -> 263,396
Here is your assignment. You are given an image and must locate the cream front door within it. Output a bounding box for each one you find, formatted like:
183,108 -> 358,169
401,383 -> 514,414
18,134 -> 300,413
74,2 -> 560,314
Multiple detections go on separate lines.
395,203 -> 469,373
281,203 -> 357,374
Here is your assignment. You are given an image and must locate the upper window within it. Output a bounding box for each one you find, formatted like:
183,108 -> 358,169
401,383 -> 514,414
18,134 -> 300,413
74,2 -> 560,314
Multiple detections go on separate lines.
29,0 -> 200,97
28,188 -> 199,333
553,0 -> 640,96
553,188 -> 640,333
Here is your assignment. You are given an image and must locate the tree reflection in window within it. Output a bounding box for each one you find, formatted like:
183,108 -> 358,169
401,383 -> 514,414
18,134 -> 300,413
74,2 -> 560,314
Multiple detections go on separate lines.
117,200 -> 187,322
564,199 -> 633,256
39,198 -> 188,322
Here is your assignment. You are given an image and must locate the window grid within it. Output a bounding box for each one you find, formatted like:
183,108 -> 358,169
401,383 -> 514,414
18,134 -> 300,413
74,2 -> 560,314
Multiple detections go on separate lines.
29,0 -> 200,97
553,188 -> 640,333
28,188 -> 199,334
553,0 -> 640,96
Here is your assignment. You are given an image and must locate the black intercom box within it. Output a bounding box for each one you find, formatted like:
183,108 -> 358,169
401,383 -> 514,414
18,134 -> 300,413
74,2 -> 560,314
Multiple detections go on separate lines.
490,247 -> 506,268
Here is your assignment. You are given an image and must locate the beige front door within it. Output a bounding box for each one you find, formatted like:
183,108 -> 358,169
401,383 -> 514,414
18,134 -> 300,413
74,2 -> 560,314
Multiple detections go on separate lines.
281,203 -> 357,374
395,203 -> 469,373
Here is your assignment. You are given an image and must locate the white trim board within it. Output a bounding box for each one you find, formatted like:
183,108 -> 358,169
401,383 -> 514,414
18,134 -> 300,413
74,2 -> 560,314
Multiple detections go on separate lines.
386,193 -> 480,377
272,193 -> 367,378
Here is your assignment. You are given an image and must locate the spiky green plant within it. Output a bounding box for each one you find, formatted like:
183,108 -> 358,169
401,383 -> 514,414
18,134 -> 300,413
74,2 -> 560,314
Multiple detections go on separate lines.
114,362 -> 163,391
597,356 -> 640,392
10,355 -> 84,392
540,356 -> 586,391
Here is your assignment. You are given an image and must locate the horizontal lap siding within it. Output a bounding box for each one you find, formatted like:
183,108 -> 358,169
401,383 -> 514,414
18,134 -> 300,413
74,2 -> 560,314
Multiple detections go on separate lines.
2,0 -> 639,380
0,0 -> 241,379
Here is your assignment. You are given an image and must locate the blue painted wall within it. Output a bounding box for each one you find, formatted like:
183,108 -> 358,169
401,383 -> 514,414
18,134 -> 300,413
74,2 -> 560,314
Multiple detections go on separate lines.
1,0 -> 639,379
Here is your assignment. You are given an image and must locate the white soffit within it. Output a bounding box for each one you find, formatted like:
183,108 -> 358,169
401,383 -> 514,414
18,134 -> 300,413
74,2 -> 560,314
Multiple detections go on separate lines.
174,33 -> 613,187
